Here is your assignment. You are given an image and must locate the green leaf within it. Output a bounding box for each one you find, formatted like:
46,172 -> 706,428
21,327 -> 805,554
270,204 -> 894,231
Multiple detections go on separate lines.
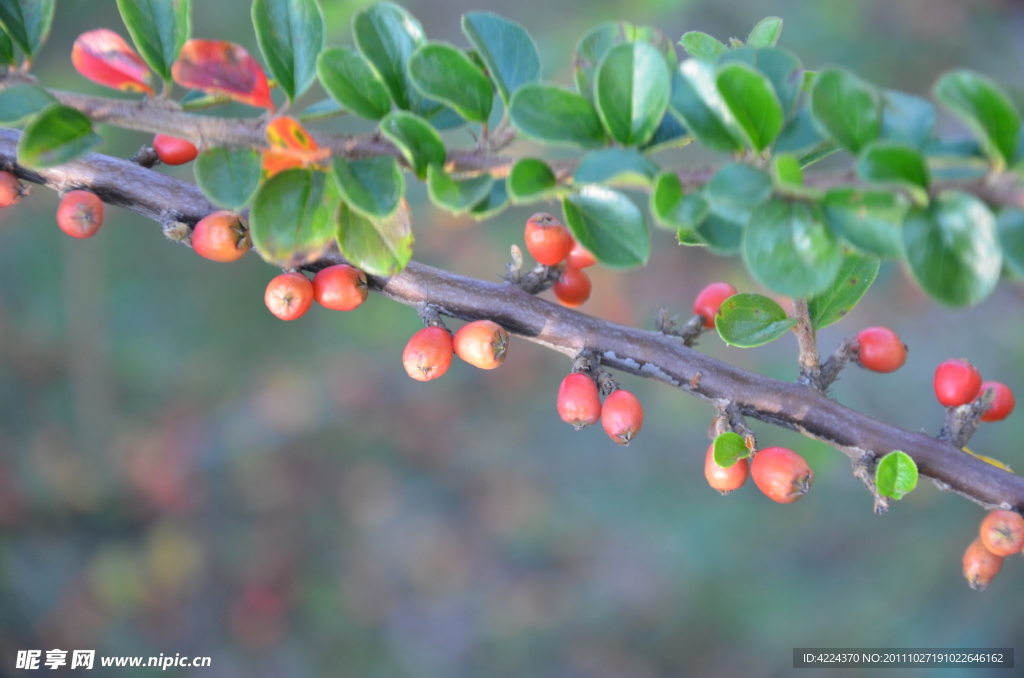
574,148 -> 658,187
715,293 -> 797,348
822,188 -> 909,259
743,199 -> 844,297
712,432 -> 749,468
336,198 -> 413,276
252,0 -> 323,101
903,191 -> 1001,306
193,147 -> 261,211
509,84 -> 607,148
508,158 -> 558,203
774,108 -> 824,154
650,172 -> 708,232
0,0 -> 54,58
116,0 -> 190,82
746,17 -> 783,48
469,178 -> 509,220
249,168 -> 338,268
934,70 -> 1020,170
426,165 -> 493,215
332,156 -> 403,220
857,141 -> 929,206
17,104 -> 101,168
573,22 -> 675,103
297,97 -> 346,122
0,83 -> 55,124
0,26 -> 13,65
638,111 -> 691,153
562,186 -> 649,268
678,31 -> 726,61
881,89 -> 935,148
378,111 -> 445,180
698,163 -> 772,254
317,47 -> 391,120
716,62 -> 783,151
809,68 -> 882,153
807,250 -> 881,330
772,154 -> 802,186
875,450 -> 918,500
997,208 -> 1024,278
352,1 -> 435,116
670,59 -> 744,152
408,42 -> 493,123
461,12 -> 540,105
594,41 -> 672,146
720,46 -> 803,118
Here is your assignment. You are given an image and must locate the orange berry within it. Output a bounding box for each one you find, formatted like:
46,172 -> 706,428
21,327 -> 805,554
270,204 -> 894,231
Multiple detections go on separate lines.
601,389 -> 643,445
704,443 -> 749,494
979,382 -> 1015,422
402,326 -> 453,381
524,212 -> 573,266
557,373 -> 601,430
979,510 -> 1024,556
750,447 -> 813,504
934,359 -> 982,408
693,282 -> 737,329
192,210 -> 250,262
153,134 -> 198,165
264,272 -> 313,321
0,171 -> 26,207
56,190 -> 104,239
312,264 -> 368,311
453,319 -> 508,370
566,240 -> 597,269
854,327 -> 907,373
963,537 -> 1003,591
554,267 -> 591,307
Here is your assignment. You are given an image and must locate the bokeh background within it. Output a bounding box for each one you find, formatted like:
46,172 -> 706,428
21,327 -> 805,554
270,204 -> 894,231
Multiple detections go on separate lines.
1,0 -> 1023,676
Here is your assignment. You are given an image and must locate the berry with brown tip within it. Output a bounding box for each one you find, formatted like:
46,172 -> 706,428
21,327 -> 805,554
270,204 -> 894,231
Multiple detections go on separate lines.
963,537 -> 1003,591
750,447 -> 813,504
524,212 -> 573,266
264,272 -> 313,321
979,510 -> 1024,556
566,241 -> 597,269
402,326 -> 453,381
312,264 -> 368,311
854,326 -> 907,373
0,171 -> 26,207
934,359 -> 983,408
979,382 -> 1015,422
601,389 -> 643,445
153,134 -> 198,165
554,267 -> 592,307
453,320 -> 508,370
192,211 -> 250,262
557,373 -> 601,430
705,443 -> 749,494
693,282 -> 737,329
56,190 -> 104,239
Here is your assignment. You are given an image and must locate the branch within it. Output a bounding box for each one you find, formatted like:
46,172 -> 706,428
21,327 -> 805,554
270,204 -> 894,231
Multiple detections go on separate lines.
2,129 -> 1023,512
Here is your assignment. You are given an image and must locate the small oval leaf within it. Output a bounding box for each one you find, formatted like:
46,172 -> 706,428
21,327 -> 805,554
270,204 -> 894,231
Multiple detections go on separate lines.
856,140 -> 929,205
194,147 -> 262,211
17,104 -> 102,169
408,42 -> 493,123
810,68 -> 881,153
352,1 -> 435,116
875,450 -> 918,500
0,0 -> 54,58
461,12 -> 540,105
650,172 -> 708,232
716,61 -> 784,152
317,47 -> 390,120
574,22 -> 676,103
574,148 -> 658,187
807,250 -> 881,330
562,186 -> 649,269
249,168 -> 338,268
508,158 -> 558,203
378,111 -> 445,180
678,31 -> 726,61
336,197 -> 413,276
332,156 -> 403,220
713,432 -> 749,468
934,70 -> 1020,170
72,28 -> 154,94
670,59 -> 744,152
252,0 -> 324,102
715,293 -> 796,348
426,165 -> 493,215
0,83 -> 55,124
822,188 -> 909,259
594,41 -> 672,146
172,39 -> 274,110
509,84 -> 607,148
746,17 -> 782,48
116,0 -> 190,82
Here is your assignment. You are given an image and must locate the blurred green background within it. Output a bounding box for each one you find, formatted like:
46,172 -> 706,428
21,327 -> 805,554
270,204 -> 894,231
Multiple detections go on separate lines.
1,0 -> 1023,676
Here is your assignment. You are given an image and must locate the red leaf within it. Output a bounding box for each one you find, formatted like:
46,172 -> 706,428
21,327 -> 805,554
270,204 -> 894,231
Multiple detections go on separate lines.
172,39 -> 274,111
261,116 -> 330,177
71,29 -> 154,95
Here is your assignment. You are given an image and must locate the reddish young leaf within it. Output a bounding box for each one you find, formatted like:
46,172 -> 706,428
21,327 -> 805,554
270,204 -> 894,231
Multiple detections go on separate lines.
172,39 -> 274,111
71,29 -> 154,95
261,115 -> 330,177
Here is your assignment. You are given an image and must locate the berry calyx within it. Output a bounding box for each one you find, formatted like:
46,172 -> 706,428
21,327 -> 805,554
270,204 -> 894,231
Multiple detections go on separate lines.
453,319 -> 508,370
979,381 -> 1015,422
979,510 -> 1024,556
854,326 -> 907,373
601,389 -> 643,445
0,171 -> 26,207
557,373 -> 601,430
934,359 -> 983,408
191,210 -> 250,262
524,212 -> 573,266
402,326 -> 454,381
264,272 -> 313,321
704,443 -> 749,494
56,190 -> 104,239
693,282 -> 737,329
153,134 -> 198,165
312,264 -> 368,311
553,267 -> 592,307
750,447 -> 813,504
963,537 -> 1003,591
566,241 -> 597,269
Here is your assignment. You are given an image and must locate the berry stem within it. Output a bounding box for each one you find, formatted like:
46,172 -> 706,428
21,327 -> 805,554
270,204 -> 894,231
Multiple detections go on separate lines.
818,338 -> 857,391
940,387 -> 996,449
792,298 -> 821,388
656,309 -> 704,347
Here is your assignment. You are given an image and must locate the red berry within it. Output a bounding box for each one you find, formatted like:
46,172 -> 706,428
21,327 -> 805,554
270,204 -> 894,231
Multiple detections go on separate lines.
750,447 -> 813,504
524,212 -> 573,266
0,171 -> 26,207
693,282 -> 737,329
979,510 -> 1024,556
601,389 -> 643,445
402,326 -> 453,381
453,319 -> 508,370
704,443 -> 749,494
56,190 -> 104,239
566,240 -> 597,269
264,272 -> 313,321
934,359 -> 983,408
963,537 -> 1003,591
192,210 -> 250,262
554,267 -> 592,307
979,381 -> 1015,422
854,326 -> 907,373
312,264 -> 368,311
556,373 -> 601,430
153,134 -> 198,165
